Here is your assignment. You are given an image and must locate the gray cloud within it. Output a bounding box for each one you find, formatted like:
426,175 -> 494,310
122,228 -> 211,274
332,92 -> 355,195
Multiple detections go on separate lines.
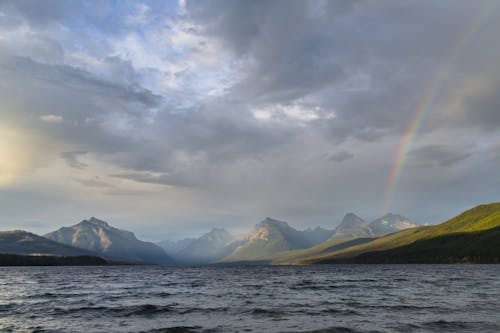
184,0 -> 484,143
327,151 -> 355,163
60,151 -> 88,169
0,0 -> 80,28
408,144 -> 473,168
110,171 -> 190,187
1,56 -> 161,109
76,177 -> 112,188
459,79 -> 500,131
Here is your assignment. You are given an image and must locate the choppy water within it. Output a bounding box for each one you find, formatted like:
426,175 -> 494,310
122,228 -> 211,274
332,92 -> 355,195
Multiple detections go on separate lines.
1,265 -> 499,333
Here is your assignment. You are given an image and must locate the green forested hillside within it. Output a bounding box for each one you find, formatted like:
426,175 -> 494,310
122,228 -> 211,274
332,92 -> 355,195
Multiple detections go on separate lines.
342,226 -> 500,264
303,202 -> 500,264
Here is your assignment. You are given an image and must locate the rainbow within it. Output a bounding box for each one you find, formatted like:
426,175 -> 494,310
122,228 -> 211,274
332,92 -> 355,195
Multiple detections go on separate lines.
381,2 -> 493,215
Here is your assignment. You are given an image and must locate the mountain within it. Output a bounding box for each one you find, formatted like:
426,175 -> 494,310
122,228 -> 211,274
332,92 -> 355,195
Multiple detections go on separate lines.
333,213 -> 373,239
306,202 -> 500,264
301,227 -> 335,245
176,228 -> 237,263
0,230 -> 101,257
270,212 -> 415,264
221,218 -> 318,262
347,226 -> 500,264
368,213 -> 417,234
44,217 -> 173,264
157,238 -> 196,255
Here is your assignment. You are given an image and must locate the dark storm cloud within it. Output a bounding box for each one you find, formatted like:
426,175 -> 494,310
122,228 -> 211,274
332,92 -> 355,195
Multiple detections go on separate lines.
408,144 -> 473,168
187,0 -> 350,103
185,0 -> 480,141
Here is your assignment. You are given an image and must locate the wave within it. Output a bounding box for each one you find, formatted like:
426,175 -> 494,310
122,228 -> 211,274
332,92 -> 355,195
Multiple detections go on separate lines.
249,308 -> 287,318
291,327 -> 378,333
396,320 -> 500,332
50,303 -> 232,318
51,304 -> 175,317
144,326 -> 219,333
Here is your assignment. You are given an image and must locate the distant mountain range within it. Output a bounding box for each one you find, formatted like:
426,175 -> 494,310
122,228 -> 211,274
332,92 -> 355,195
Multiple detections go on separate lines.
221,218 -> 328,263
218,214 -> 417,264
44,217 -> 173,264
3,204 -> 499,266
0,213 -> 419,266
156,219 -> 336,264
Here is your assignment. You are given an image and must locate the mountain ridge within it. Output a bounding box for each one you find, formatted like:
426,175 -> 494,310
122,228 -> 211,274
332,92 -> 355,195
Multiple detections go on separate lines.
44,217 -> 173,264
176,227 -> 237,264
305,202 -> 500,264
221,218 -> 325,262
0,230 -> 104,258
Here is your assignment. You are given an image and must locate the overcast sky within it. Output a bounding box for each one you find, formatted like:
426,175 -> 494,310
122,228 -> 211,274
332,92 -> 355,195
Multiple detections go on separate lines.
1,0 -> 500,241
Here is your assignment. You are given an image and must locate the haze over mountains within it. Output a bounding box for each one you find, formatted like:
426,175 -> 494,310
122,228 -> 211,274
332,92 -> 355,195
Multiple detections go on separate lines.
2,204 -> 500,265
174,228 -> 241,264
156,214 -> 417,264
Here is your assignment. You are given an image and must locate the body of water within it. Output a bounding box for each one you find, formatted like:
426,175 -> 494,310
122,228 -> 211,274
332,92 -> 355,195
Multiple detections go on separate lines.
1,265 -> 499,333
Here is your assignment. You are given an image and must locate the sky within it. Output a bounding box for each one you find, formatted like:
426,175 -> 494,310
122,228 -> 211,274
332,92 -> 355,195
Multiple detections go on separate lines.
1,0 -> 500,241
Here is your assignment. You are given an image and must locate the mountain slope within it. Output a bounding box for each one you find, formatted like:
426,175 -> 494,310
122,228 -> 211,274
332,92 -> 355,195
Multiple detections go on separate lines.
301,227 -> 335,245
0,230 -> 100,257
44,217 -> 173,264
221,218 -> 317,262
176,228 -> 237,263
347,226 -> 500,264
306,202 -> 500,264
369,213 -> 417,234
332,213 -> 373,239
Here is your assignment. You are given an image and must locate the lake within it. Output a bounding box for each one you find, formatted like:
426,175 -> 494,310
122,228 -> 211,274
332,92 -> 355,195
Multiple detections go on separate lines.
1,265 -> 499,332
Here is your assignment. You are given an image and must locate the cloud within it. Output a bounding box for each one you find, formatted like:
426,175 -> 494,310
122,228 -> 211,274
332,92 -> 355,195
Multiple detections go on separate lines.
408,144 -> 473,168
39,114 -> 63,124
328,151 -> 355,163
76,177 -> 112,188
455,78 -> 500,131
60,151 -> 88,169
110,171 -> 188,187
0,0 -> 80,28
